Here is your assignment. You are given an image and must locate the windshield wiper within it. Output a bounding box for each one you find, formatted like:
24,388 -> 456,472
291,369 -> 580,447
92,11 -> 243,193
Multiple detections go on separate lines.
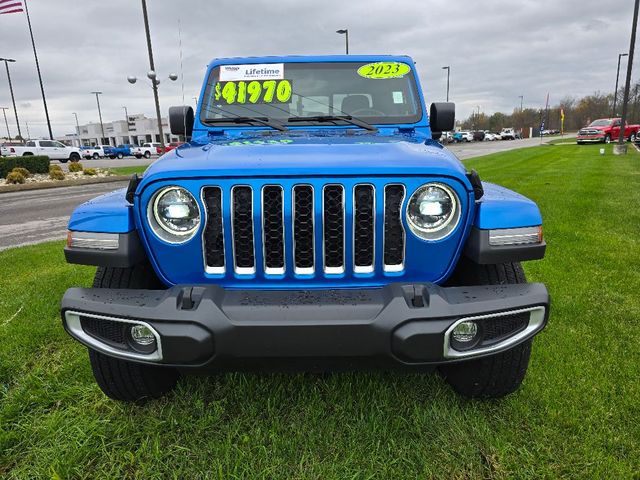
203,116 -> 288,132
287,115 -> 378,132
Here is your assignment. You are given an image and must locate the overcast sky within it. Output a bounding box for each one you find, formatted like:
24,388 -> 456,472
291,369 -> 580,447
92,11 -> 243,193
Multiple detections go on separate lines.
0,0 -> 637,138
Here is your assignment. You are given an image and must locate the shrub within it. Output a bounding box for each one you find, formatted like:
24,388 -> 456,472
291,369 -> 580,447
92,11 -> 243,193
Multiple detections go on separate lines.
83,168 -> 97,176
49,164 -> 62,173
0,156 -> 50,177
5,171 -> 25,184
49,169 -> 65,181
11,167 -> 30,178
68,162 -> 83,173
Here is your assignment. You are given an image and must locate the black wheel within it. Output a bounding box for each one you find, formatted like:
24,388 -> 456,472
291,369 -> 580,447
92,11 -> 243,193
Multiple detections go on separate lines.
135,154 -> 142,159
69,153 -> 80,162
117,152 -> 123,159
577,141 -> 584,145
88,263 -> 178,402
440,260 -> 534,398
604,134 -> 611,144
144,151 -> 151,159
630,133 -> 637,143
60,159 -> 68,164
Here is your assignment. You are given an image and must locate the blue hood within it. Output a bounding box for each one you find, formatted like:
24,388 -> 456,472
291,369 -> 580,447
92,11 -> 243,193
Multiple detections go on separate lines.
140,131 -> 471,190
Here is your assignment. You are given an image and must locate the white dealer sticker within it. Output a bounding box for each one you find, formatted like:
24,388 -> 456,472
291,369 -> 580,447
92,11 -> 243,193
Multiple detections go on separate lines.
219,63 -> 285,82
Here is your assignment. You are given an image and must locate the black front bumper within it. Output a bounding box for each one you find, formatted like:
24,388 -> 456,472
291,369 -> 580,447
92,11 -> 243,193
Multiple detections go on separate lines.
61,282 -> 549,370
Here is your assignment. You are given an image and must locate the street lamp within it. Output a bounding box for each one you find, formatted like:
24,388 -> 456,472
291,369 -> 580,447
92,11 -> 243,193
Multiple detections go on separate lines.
1,107 -> 10,139
90,91 -> 105,144
615,0 -> 639,154
0,58 -> 21,139
127,72 -> 177,145
72,112 -> 80,147
613,53 -> 629,117
442,66 -> 450,102
336,29 -> 349,54
519,95 -> 524,112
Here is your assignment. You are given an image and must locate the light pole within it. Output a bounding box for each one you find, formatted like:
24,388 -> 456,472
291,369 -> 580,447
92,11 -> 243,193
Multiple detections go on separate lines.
0,58 -> 21,139
127,72 -> 177,144
72,112 -> 80,147
336,29 -> 349,54
613,53 -> 629,117
615,0 -> 639,154
1,107 -> 10,139
139,0 -> 165,148
519,95 -> 524,112
91,91 -> 105,144
441,66 -> 450,102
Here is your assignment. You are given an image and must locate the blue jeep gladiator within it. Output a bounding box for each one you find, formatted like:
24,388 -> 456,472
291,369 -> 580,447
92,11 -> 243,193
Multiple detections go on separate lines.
104,144 -> 133,159
61,55 -> 549,402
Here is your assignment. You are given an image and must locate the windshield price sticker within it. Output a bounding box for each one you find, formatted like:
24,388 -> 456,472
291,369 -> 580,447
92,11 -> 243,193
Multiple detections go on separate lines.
357,62 -> 411,79
214,80 -> 293,105
219,63 -> 284,81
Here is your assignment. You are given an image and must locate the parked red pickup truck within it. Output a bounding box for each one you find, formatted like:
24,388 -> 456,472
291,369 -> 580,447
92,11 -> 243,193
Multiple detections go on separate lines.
577,118 -> 640,144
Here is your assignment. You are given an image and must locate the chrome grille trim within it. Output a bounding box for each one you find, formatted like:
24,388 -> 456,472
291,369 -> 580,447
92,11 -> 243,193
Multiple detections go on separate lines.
261,185 -> 285,275
353,184 -> 375,274
201,186 -> 226,274
322,184 -> 345,274
383,184 -> 406,272
292,185 -> 315,275
231,185 -> 256,275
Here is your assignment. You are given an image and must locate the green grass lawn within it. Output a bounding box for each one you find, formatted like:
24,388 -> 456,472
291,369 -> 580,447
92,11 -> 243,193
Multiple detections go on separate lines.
106,165 -> 149,176
1,144 -> 639,479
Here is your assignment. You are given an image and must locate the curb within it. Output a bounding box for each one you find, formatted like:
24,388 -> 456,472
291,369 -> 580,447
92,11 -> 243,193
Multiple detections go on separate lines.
0,175 -> 131,194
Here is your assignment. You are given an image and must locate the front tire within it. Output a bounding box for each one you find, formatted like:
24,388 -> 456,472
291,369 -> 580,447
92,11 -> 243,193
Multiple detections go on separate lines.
69,153 -> 80,162
117,152 -> 124,159
630,133 -> 637,143
88,263 -> 178,402
440,261 -> 533,398
144,151 -> 151,159
92,152 -> 99,159
604,134 -> 611,144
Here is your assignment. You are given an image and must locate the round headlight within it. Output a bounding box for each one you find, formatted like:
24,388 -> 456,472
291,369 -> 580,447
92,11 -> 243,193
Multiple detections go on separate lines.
406,183 -> 460,241
149,186 -> 200,243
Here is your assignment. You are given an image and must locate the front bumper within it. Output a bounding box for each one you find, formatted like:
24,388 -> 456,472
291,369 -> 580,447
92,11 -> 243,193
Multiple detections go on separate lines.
61,282 -> 549,370
576,135 -> 605,143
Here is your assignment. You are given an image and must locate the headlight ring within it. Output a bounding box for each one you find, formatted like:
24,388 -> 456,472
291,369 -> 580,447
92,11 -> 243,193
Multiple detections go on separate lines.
147,186 -> 201,243
406,183 -> 461,241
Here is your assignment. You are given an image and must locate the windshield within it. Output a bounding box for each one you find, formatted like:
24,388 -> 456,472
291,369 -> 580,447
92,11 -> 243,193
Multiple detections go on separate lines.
589,119 -> 612,127
200,61 -> 422,126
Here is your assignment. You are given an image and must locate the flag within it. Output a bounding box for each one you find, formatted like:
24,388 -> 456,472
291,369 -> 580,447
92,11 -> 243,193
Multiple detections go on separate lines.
0,0 -> 23,15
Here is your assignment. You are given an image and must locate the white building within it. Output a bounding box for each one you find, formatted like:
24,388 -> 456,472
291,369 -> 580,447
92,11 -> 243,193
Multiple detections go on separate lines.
57,114 -> 183,147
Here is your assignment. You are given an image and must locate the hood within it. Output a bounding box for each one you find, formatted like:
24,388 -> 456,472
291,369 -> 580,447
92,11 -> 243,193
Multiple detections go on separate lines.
140,130 -> 470,188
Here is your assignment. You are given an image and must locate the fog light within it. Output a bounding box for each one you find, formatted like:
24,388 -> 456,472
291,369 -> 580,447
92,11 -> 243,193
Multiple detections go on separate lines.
130,325 -> 155,346
452,321 -> 478,343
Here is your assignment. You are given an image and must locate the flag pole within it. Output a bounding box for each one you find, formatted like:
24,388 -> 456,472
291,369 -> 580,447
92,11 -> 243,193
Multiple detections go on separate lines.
23,0 -> 53,139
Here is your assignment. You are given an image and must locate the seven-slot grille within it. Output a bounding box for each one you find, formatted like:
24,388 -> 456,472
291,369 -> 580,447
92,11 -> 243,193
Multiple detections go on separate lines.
202,183 -> 406,276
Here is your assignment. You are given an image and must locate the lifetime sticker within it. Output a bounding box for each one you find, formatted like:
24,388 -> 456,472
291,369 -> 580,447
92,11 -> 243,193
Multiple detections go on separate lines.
219,63 -> 284,82
357,62 -> 411,79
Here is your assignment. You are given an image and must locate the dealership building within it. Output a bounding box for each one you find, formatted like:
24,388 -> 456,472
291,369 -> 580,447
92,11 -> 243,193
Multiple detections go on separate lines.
56,114 -> 183,147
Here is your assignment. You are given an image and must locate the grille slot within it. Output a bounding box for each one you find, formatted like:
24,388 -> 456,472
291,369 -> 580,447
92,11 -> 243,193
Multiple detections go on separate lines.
323,185 -> 345,273
353,184 -> 375,272
262,186 -> 285,274
80,316 -> 127,349
383,184 -> 406,271
203,187 -> 225,273
231,186 -> 256,274
482,312 -> 529,345
293,185 -> 315,274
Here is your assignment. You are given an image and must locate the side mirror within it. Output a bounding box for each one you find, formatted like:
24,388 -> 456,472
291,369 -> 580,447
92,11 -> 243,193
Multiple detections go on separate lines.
430,102 -> 455,133
169,106 -> 195,137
